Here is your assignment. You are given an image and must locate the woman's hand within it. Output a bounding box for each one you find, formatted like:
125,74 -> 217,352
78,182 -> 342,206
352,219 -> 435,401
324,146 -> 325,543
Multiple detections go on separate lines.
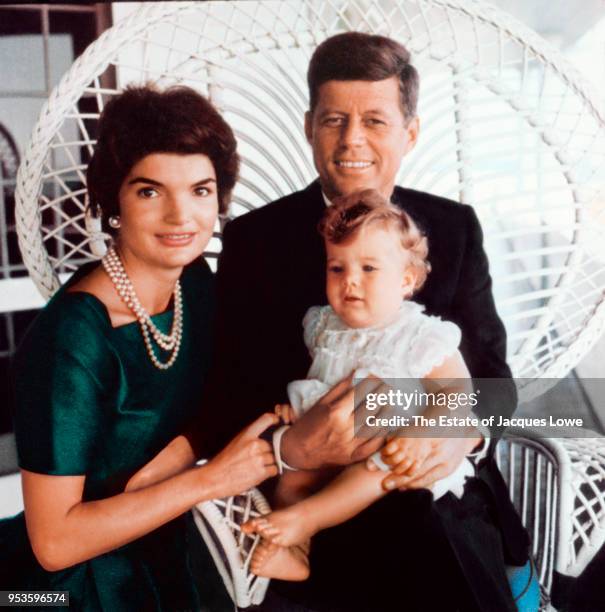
275,403 -> 296,424
203,412 -> 279,498
125,435 -> 196,492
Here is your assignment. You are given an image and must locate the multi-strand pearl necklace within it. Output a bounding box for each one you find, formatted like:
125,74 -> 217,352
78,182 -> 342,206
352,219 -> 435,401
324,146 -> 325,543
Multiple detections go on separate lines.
102,246 -> 183,370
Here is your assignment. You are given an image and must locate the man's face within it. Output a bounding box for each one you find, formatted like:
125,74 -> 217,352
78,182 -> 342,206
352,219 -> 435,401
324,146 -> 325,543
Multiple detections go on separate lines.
305,77 -> 419,200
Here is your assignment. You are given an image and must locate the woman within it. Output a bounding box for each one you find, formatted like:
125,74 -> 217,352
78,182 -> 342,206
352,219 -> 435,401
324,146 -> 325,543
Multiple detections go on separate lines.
2,85 -> 278,609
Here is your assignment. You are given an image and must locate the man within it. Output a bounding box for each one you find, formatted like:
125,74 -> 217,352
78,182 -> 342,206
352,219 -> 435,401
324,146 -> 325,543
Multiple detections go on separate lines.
195,32 -> 529,611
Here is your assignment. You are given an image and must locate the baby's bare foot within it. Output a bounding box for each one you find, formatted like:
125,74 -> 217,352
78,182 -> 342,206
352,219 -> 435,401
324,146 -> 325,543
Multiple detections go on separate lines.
250,540 -> 309,581
243,506 -> 317,547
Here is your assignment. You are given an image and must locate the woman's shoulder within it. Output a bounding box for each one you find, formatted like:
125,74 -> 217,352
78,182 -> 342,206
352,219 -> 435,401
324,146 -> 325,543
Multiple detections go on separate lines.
39,288 -> 110,337
17,284 -> 114,371
48,261 -> 113,331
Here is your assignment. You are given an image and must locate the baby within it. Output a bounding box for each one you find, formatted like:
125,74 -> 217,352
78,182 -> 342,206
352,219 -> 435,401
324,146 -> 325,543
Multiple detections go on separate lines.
243,189 -> 476,580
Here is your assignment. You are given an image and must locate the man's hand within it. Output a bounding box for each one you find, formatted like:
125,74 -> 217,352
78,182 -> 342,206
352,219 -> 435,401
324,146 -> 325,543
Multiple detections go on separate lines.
280,376 -> 386,470
381,428 -> 482,491
375,352 -> 482,491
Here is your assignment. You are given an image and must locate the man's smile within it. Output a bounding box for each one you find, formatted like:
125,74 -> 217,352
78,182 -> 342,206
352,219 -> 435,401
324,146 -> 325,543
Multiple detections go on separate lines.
334,160 -> 373,169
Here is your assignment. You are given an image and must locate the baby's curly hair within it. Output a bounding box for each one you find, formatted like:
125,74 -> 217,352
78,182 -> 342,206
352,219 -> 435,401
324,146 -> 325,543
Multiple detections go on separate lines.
318,189 -> 431,292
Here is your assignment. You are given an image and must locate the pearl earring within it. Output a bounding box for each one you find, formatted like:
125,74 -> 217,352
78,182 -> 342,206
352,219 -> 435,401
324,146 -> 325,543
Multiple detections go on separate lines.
108,215 -> 121,229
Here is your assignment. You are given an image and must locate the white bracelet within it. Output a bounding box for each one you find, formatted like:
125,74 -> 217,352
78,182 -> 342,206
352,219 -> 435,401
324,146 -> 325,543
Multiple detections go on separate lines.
272,425 -> 299,474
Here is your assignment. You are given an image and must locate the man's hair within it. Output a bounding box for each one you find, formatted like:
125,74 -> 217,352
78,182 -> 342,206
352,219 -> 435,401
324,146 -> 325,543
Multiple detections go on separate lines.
87,84 -> 239,229
319,189 -> 430,292
307,32 -> 419,121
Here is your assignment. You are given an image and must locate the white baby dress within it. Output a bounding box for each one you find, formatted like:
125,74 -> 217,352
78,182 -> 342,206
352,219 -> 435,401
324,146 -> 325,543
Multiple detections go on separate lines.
287,301 -> 475,500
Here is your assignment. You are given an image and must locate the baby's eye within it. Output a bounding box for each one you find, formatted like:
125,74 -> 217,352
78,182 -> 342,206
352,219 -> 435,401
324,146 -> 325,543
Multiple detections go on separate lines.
362,265 -> 377,272
138,187 -> 159,198
194,186 -> 211,197
328,265 -> 344,273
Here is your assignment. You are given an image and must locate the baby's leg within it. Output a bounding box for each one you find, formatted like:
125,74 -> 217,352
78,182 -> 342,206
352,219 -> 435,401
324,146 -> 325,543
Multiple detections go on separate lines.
249,540 -> 310,581
244,462 -> 386,547
244,468 -> 334,580
273,467 -> 336,508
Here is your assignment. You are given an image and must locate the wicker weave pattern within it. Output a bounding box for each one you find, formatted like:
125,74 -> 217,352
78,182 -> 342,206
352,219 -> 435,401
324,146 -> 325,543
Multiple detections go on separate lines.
498,430 -> 605,609
193,490 -> 271,607
558,436 -> 605,575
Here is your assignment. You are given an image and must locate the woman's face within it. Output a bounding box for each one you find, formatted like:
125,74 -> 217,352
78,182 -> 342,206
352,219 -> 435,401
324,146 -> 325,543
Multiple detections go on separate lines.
116,152 -> 218,272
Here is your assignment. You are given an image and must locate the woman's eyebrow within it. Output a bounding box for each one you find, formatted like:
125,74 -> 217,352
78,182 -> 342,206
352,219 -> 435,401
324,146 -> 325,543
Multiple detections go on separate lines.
127,176 -> 217,186
128,176 -> 163,186
192,178 -> 217,186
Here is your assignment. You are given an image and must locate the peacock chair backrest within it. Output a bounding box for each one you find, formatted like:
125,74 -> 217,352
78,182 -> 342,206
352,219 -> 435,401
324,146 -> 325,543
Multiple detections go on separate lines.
15,0 -> 605,399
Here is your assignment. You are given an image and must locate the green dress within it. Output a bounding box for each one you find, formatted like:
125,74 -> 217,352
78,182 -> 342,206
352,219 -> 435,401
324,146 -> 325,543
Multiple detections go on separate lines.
1,258 -> 230,611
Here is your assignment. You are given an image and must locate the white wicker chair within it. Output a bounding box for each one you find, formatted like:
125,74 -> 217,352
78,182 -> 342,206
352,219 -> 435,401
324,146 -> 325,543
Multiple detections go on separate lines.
497,431 -> 605,609
13,1 -> 605,608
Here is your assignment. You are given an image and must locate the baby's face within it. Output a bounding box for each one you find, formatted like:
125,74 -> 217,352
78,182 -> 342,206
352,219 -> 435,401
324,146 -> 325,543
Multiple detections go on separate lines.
325,223 -> 416,329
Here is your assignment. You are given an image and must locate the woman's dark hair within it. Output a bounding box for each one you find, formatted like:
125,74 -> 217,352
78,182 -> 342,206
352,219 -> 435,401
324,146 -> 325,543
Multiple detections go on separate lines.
87,84 -> 239,227
319,189 -> 430,292
307,32 -> 419,121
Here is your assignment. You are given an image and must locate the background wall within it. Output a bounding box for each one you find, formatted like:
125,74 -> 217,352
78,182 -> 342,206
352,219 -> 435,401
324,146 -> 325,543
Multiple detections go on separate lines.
0,3 -> 112,516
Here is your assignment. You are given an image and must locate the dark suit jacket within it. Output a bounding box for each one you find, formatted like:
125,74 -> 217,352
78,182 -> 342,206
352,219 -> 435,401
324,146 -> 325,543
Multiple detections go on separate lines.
192,180 -> 529,611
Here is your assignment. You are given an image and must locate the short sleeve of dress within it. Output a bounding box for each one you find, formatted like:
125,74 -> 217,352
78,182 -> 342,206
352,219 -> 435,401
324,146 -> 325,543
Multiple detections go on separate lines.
407,317 -> 462,379
13,295 -> 114,475
302,306 -> 325,354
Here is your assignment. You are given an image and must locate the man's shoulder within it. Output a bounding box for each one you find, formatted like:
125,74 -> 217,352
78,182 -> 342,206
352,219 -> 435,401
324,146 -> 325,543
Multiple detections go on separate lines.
393,186 -> 478,235
225,182 -> 321,236
394,186 -> 474,215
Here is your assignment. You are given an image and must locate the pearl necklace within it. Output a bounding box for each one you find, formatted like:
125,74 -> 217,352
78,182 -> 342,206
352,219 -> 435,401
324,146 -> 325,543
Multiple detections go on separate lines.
102,246 -> 183,370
